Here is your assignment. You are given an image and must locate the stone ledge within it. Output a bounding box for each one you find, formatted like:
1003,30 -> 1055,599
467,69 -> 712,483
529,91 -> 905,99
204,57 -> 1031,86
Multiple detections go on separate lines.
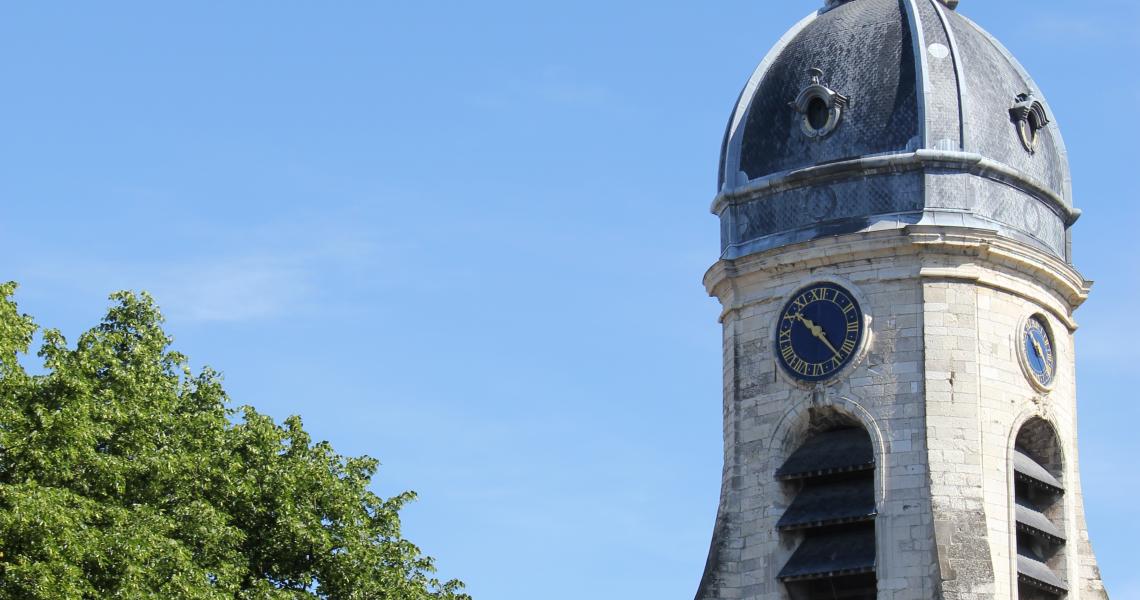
706,226 -> 1091,329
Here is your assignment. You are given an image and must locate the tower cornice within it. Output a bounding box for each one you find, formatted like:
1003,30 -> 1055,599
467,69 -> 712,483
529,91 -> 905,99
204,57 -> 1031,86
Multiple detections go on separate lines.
705,226 -> 1091,330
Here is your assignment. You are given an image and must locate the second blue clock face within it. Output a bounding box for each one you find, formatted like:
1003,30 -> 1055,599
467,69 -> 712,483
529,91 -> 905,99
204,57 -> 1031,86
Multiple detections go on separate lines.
1023,315 -> 1057,388
776,282 -> 865,382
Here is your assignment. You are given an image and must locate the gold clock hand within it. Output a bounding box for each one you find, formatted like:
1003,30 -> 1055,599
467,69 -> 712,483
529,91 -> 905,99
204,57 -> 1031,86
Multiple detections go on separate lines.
795,313 -> 843,360
1029,336 -> 1052,375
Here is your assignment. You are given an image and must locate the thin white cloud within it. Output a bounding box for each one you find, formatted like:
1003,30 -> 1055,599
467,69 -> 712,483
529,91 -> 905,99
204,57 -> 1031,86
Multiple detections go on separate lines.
149,257 -> 311,323
14,253 -> 317,325
10,209 -> 400,324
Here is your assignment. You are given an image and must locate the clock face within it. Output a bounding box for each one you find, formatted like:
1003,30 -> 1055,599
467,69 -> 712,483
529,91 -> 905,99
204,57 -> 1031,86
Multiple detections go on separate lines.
776,282 -> 865,383
1022,315 -> 1057,389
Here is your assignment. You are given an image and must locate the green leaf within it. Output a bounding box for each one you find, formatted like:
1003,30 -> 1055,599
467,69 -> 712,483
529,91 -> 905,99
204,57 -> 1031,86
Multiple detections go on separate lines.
0,287 -> 470,600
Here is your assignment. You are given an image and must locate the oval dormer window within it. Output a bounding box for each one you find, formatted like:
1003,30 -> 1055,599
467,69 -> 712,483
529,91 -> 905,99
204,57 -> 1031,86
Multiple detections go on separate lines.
791,68 -> 849,139
1010,93 -> 1050,154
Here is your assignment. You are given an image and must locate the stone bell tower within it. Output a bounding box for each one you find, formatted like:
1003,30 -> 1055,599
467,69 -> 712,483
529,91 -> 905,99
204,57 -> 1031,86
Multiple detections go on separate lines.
694,1 -> 1109,599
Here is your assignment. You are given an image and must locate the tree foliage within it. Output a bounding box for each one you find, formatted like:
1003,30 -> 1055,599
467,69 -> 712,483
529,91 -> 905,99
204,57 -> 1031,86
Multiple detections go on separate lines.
0,283 -> 470,599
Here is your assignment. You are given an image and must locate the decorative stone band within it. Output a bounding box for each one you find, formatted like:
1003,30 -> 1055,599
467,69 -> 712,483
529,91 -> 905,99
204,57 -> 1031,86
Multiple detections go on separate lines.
712,150 -> 1079,228
704,226 -> 1093,330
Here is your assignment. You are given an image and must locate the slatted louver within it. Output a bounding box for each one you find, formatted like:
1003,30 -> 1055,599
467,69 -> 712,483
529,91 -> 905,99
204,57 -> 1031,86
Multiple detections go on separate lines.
1014,447 -> 1067,598
777,478 -> 876,531
777,427 -> 877,599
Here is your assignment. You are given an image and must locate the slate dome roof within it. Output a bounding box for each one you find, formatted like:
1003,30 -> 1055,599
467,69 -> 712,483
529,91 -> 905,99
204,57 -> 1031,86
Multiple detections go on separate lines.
715,0 -> 1078,262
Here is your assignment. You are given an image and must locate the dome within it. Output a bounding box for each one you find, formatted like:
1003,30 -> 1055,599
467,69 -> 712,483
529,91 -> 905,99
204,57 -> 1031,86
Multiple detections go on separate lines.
715,0 -> 1078,262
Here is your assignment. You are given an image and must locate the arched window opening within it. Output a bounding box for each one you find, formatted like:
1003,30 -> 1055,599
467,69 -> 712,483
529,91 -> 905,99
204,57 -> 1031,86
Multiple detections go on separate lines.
1014,419 -> 1067,599
777,424 -> 877,600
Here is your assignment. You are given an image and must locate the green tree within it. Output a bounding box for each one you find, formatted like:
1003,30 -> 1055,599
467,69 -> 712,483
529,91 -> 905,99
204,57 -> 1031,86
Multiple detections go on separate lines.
0,282 -> 470,600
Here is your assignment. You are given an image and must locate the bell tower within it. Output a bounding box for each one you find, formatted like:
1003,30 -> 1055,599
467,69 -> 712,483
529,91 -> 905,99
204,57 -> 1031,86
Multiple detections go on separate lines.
694,1 -> 1109,599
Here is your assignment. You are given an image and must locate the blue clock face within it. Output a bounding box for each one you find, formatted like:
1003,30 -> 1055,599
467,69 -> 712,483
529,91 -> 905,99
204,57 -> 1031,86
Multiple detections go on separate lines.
1023,316 -> 1056,388
776,283 -> 865,382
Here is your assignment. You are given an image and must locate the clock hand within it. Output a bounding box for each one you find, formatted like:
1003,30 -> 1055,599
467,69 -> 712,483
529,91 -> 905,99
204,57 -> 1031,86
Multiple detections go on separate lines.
1030,336 -> 1053,376
794,313 -> 843,360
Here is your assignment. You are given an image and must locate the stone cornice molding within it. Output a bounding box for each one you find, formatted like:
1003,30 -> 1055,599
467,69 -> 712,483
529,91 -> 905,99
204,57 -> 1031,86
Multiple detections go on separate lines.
705,226 -> 1092,330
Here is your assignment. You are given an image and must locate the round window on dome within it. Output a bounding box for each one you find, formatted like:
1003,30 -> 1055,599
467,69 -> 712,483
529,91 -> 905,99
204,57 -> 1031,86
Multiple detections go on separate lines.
1010,93 -> 1050,154
791,68 -> 848,140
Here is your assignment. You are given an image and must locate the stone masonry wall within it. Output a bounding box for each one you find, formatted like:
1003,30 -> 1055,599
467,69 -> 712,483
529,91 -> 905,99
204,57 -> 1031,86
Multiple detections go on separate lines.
699,230 -> 939,600
917,230 -> 1106,599
696,226 -> 1107,600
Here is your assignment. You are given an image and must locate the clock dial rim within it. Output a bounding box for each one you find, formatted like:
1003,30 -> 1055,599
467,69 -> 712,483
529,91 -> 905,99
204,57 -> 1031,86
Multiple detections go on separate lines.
774,281 -> 867,384
1018,313 -> 1058,392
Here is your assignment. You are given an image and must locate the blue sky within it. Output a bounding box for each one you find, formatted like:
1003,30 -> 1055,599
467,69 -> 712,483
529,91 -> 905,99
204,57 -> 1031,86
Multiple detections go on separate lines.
1,1 -> 1137,597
